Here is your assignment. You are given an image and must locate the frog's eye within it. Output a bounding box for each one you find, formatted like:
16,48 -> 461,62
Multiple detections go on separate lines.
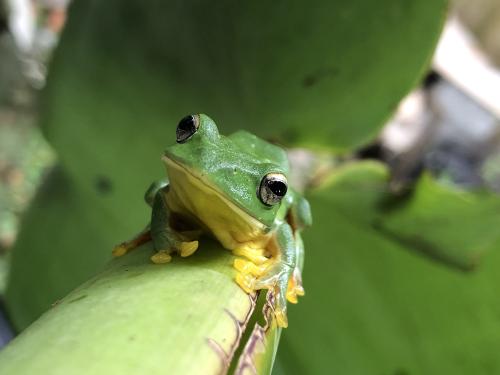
176,115 -> 200,143
259,173 -> 288,206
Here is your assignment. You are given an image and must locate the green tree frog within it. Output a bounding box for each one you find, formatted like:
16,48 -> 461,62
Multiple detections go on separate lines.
113,114 -> 312,327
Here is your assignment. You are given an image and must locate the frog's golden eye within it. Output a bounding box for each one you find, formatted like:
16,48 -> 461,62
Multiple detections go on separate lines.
259,173 -> 288,206
176,115 -> 200,143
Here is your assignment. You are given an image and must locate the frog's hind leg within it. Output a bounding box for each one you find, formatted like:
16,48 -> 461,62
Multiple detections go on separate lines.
112,227 -> 152,257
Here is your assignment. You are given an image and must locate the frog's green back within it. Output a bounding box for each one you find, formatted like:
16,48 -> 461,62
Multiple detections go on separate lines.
228,131 -> 290,174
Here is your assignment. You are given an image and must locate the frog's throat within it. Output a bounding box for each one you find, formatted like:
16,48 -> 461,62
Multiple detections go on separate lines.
161,156 -> 269,234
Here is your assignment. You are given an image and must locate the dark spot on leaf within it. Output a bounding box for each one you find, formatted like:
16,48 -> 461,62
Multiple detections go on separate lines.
393,369 -> 409,375
302,67 -> 339,88
95,175 -> 113,195
68,295 -> 88,304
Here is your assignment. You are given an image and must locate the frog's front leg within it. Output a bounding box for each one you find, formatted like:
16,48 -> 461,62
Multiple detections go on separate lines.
150,187 -> 199,264
236,223 -> 296,328
286,232 -> 305,304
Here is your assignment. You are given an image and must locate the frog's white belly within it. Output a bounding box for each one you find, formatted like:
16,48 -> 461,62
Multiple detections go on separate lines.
163,157 -> 271,251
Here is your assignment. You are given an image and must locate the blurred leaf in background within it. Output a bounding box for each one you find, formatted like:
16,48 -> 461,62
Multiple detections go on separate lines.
8,0 -> 500,375
6,0 -> 448,331
279,161 -> 500,374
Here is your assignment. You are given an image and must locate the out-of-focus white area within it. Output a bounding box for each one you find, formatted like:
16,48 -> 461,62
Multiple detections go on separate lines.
6,0 -> 34,52
434,17 -> 500,119
381,90 -> 430,154
2,0 -> 69,91
381,14 -> 500,191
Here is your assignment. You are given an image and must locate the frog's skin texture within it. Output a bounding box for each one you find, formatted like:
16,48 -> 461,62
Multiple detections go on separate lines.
113,114 -> 312,328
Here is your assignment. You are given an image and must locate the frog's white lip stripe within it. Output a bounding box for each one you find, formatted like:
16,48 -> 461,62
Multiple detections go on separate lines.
161,155 -> 268,231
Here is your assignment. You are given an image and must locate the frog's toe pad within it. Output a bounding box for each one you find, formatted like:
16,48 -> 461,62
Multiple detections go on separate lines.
179,241 -> 199,257
151,250 -> 172,264
235,273 -> 256,294
232,248 -> 269,265
286,278 -> 305,304
286,290 -> 298,304
274,308 -> 289,328
234,259 -> 268,277
112,244 -> 127,257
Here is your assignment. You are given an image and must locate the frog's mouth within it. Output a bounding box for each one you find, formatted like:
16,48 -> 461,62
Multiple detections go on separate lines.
161,155 -> 269,236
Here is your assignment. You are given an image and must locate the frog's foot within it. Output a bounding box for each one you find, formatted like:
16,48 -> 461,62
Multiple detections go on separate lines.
151,250 -> 173,264
178,241 -> 199,258
286,269 -> 305,304
112,230 -> 151,257
232,247 -> 269,265
235,265 -> 291,328
234,259 -> 271,294
235,272 -> 256,294
112,243 -> 129,257
235,276 -> 289,328
234,259 -> 270,277
274,302 -> 289,328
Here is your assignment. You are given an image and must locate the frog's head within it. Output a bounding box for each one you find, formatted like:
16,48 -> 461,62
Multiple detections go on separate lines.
163,114 -> 290,229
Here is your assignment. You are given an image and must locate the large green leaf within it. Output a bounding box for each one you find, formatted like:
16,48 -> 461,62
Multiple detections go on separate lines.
5,167 -> 125,329
43,0 -> 447,192
6,0 -> 447,330
375,175 -> 500,270
277,162 -> 500,374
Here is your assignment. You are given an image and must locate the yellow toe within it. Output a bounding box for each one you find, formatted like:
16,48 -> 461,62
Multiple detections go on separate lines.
233,259 -> 268,276
179,241 -> 199,257
275,309 -> 289,328
232,248 -> 269,265
235,273 -> 255,294
112,245 -> 127,257
151,250 -> 172,264
286,290 -> 298,304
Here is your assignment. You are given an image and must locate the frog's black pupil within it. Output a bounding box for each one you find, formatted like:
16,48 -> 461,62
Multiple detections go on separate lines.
176,115 -> 197,143
268,180 -> 287,197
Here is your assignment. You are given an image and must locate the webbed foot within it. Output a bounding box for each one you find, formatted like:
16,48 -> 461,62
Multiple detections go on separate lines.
178,241 -> 199,257
112,243 -> 128,257
150,240 -> 199,264
233,247 -> 269,265
151,250 -> 172,264
233,260 -> 292,328
286,268 -> 305,304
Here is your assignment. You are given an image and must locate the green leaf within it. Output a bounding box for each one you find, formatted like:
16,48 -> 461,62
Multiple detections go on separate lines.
42,0 -> 448,194
375,175 -> 500,270
1,243 -> 263,374
6,0 -> 447,330
5,167 -> 121,329
277,161 -> 500,374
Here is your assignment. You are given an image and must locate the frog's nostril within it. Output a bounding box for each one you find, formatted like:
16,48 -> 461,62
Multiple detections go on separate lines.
176,114 -> 200,143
